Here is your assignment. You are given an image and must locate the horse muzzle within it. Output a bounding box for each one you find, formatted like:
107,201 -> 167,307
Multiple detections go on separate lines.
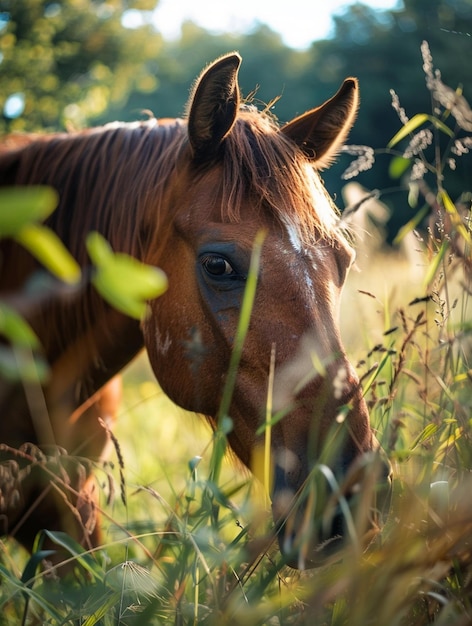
271,449 -> 393,569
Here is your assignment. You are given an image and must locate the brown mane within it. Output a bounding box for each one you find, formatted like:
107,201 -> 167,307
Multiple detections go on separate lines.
0,119 -> 187,264
0,104 -> 339,266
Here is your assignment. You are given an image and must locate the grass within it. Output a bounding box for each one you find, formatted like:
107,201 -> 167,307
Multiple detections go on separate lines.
1,40 -> 472,624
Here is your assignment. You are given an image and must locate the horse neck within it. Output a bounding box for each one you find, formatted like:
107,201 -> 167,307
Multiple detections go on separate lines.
0,120 -> 185,399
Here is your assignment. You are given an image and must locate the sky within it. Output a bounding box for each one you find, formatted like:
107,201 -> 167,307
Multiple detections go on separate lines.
150,0 -> 402,50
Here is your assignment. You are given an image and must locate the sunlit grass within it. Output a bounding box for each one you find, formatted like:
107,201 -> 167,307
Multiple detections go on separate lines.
3,181 -> 472,625
92,223 -> 471,625
2,41 -> 472,625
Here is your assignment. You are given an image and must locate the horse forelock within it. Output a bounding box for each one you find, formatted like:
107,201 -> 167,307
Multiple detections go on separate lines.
218,106 -> 340,247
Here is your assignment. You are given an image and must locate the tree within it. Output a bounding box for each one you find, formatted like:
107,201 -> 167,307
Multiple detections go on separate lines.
0,0 -> 162,132
101,21 -> 312,124
301,0 -> 472,236
3,0 -> 471,238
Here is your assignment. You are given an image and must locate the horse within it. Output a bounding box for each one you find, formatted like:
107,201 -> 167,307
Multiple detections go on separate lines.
0,53 -> 392,569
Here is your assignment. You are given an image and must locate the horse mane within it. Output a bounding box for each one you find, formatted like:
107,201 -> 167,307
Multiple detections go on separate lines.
0,119 -> 187,266
0,103 -> 339,268
0,120 -> 188,371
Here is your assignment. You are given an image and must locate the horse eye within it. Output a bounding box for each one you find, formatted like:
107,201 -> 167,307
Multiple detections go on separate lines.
201,254 -> 234,276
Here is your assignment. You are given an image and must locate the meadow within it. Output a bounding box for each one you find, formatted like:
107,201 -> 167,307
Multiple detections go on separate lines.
108,224 -> 471,626
1,41 -> 472,625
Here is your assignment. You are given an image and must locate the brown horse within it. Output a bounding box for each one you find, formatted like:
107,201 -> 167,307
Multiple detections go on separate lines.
0,53 -> 391,569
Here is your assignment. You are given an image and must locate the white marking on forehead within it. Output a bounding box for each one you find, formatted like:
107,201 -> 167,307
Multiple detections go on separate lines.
303,265 -> 316,301
285,221 -> 303,253
281,216 -> 303,253
279,215 -> 320,300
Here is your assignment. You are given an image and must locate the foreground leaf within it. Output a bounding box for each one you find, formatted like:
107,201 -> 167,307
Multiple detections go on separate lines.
0,304 -> 40,349
43,530 -> 104,580
0,345 -> 49,383
387,114 -> 430,148
440,188 -> 472,246
423,239 -> 449,287
0,186 -> 58,236
15,223 -> 81,284
387,113 -> 454,148
86,232 -> 167,319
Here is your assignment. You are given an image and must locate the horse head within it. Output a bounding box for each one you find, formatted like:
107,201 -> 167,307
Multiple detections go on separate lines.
142,54 -> 392,568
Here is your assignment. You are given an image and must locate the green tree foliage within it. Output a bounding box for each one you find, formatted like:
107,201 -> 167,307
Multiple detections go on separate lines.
0,0 -> 162,131
108,21 -> 313,122
110,0 -> 472,238
311,0 -> 472,217
2,0 -> 471,236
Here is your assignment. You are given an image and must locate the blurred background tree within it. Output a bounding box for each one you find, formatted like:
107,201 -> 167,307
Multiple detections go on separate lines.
1,0 -> 471,236
0,0 -> 163,131
313,0 -> 472,236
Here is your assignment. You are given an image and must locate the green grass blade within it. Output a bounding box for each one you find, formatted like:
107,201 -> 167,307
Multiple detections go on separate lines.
218,229 -> 266,420
440,189 -> 472,245
423,239 -> 449,287
393,203 -> 430,245
362,348 -> 394,397
387,113 -> 429,148
210,230 -> 265,485
43,530 -> 104,581
387,113 -> 454,149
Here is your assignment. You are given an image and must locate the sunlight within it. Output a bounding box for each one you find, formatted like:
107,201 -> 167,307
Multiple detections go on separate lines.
152,0 -> 402,49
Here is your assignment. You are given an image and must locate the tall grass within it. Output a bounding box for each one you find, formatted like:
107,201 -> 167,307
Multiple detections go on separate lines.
1,41 -> 472,624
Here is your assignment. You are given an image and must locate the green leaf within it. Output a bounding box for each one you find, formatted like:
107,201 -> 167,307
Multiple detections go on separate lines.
256,407 -> 290,434
86,230 -> 114,266
15,223 -> 81,284
0,186 -> 58,236
387,114 -> 429,148
0,304 -> 40,348
362,348 -> 394,397
430,116 -> 455,138
440,189 -> 472,245
0,345 -> 49,383
0,565 -> 63,621
388,155 -> 411,179
43,530 -> 104,580
423,239 -> 449,287
97,255 -> 168,300
0,306 -> 48,380
86,232 -> 167,320
408,182 -> 419,208
81,593 -> 121,626
21,549 -> 56,587
410,423 -> 439,450
393,203 -> 430,245
387,113 -> 454,149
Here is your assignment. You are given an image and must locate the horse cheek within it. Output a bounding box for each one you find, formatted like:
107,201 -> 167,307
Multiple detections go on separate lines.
142,285 -> 218,416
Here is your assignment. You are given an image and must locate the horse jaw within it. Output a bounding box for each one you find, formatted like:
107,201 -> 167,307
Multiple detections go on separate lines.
265,330 -> 392,569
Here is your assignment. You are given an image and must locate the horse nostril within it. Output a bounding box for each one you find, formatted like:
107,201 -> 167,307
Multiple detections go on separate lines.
272,448 -> 393,569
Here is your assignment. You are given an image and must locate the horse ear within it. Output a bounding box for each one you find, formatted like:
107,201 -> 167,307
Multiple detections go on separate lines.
187,52 -> 242,162
281,78 -> 359,169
